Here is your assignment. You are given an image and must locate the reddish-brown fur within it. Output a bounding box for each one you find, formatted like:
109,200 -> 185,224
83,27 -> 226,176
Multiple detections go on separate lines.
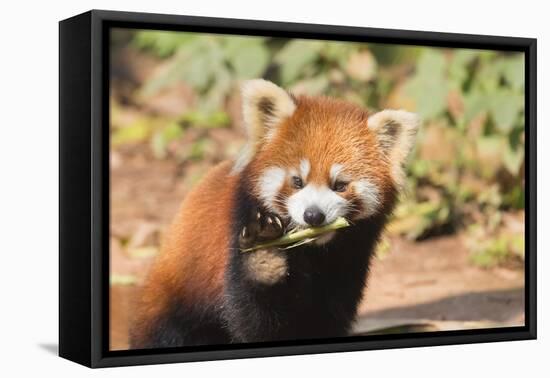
131,95 -> 401,346
249,96 -> 396,216
131,162 -> 237,344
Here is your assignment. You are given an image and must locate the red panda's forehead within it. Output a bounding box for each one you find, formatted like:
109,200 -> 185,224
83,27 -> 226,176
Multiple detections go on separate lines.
256,96 -> 384,183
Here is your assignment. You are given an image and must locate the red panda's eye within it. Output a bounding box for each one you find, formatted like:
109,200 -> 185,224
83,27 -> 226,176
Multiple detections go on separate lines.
333,181 -> 348,192
292,176 -> 304,189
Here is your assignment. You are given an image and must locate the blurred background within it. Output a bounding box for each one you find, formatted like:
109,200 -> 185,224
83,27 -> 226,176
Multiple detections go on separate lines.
109,28 -> 525,350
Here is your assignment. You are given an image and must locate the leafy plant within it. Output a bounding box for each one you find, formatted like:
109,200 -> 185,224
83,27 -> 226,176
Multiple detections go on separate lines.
389,49 -> 524,246
113,30 -> 526,267
136,32 -> 270,119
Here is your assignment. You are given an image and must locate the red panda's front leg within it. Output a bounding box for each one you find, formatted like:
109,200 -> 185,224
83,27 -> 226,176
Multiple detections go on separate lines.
224,206 -> 298,342
224,198 -> 355,343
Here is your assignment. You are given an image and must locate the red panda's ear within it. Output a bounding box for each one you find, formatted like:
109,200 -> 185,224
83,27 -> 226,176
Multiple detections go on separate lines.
241,79 -> 296,144
232,79 -> 297,173
368,109 -> 420,186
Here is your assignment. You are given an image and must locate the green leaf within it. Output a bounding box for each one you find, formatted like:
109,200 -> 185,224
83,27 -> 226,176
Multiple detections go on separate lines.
111,120 -> 150,146
503,145 -> 524,175
404,76 -> 448,120
448,49 -> 477,88
231,43 -> 269,78
463,89 -> 490,124
508,124 -> 524,150
477,62 -> 501,92
110,274 -> 138,286
501,54 -> 525,91
181,110 -> 230,128
133,30 -> 196,57
151,122 -> 184,159
468,233 -> 521,268
503,186 -> 525,209
141,36 -> 224,96
404,49 -> 449,120
290,75 -> 329,95
200,67 -> 232,112
409,159 -> 433,178
489,90 -> 523,133
275,40 -> 324,85
127,246 -> 159,259
416,49 -> 447,77
223,37 -> 270,79
188,139 -> 207,160
510,234 -> 525,259
388,199 -> 450,240
323,41 -> 355,64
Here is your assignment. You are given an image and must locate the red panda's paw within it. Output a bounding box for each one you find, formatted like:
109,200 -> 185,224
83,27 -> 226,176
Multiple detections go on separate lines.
243,248 -> 288,285
239,209 -> 285,249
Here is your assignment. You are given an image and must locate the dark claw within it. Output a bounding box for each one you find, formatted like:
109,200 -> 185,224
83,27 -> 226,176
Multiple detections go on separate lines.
239,222 -> 260,249
258,213 -> 284,241
259,213 -> 284,241
239,208 -> 285,249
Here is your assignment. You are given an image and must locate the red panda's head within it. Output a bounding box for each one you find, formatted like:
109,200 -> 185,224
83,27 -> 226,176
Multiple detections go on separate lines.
233,79 -> 419,233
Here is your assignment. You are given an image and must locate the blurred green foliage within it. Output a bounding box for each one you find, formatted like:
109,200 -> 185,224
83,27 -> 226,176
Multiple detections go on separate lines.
111,30 -> 525,267
134,31 -> 270,111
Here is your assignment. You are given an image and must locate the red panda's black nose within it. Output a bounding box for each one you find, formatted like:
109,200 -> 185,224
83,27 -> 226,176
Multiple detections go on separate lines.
303,207 -> 326,226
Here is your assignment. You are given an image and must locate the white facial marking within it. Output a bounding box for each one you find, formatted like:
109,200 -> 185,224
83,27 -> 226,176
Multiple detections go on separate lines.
258,167 -> 286,211
329,163 -> 343,184
287,184 -> 348,226
329,163 -> 352,186
354,179 -> 381,217
300,159 -> 311,180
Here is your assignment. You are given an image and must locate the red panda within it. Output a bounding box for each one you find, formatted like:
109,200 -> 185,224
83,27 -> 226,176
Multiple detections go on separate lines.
129,79 -> 419,348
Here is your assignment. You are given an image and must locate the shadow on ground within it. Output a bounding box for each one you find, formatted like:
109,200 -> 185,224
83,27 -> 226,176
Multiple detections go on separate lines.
355,287 -> 525,335
38,343 -> 58,356
363,287 -> 524,322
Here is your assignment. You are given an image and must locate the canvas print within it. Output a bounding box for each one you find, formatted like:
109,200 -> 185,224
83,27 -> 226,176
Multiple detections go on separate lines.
109,28 -> 526,351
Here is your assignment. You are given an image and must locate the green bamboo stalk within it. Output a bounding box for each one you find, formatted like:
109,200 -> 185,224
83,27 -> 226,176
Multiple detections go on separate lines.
240,217 -> 350,253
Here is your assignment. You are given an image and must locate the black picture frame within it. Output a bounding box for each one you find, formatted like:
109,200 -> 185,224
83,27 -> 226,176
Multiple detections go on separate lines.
59,9 -> 537,368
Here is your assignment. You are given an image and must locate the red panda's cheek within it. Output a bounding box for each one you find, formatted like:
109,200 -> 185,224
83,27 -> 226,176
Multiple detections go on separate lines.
271,184 -> 294,216
256,166 -> 286,212
351,179 -> 382,219
271,200 -> 288,218
340,191 -> 355,203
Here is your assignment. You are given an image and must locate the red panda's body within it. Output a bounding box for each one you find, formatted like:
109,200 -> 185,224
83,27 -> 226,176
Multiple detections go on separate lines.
130,161 -> 237,347
130,80 -> 419,348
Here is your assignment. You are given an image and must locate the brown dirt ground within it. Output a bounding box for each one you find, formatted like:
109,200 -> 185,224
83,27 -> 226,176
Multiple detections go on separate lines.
109,146 -> 524,351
